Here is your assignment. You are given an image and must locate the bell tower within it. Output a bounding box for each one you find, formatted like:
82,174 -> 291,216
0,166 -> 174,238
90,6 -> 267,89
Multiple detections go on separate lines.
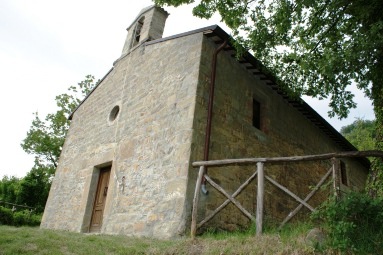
121,5 -> 169,55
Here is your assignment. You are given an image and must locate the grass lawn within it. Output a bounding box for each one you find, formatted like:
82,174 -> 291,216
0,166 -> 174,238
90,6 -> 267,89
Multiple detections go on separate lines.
0,225 -> 318,254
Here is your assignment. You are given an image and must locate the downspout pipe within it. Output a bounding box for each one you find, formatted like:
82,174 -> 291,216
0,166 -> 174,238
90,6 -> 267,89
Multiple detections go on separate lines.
202,39 -> 228,195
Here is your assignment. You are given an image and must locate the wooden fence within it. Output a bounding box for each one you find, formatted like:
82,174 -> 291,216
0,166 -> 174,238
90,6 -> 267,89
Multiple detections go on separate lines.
0,200 -> 35,211
190,150 -> 383,238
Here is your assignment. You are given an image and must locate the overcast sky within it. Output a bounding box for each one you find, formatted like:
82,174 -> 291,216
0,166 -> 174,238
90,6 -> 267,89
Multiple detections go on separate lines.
0,0 -> 374,178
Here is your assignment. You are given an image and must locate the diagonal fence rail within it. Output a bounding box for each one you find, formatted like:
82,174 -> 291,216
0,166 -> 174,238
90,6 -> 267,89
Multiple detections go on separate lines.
191,150 -> 383,238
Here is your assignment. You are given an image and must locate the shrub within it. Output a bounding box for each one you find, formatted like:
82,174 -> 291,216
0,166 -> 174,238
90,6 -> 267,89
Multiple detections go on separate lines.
313,192 -> 383,254
28,213 -> 42,226
0,206 -> 13,225
0,206 -> 41,226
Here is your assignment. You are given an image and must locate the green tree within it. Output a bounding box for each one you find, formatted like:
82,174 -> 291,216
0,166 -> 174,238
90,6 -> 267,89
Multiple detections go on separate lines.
16,159 -> 53,212
17,75 -> 97,211
155,0 -> 383,197
21,75 -> 97,170
0,175 -> 21,205
341,118 -> 376,151
0,76 -> 96,212
0,168 -> 49,213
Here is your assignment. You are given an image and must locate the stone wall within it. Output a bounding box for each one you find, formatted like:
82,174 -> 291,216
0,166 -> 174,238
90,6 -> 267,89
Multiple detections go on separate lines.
41,32 -> 204,239
187,36 -> 368,232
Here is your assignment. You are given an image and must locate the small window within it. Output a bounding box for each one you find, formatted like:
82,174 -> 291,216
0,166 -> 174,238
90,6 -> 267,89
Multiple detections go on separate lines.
109,105 -> 120,123
253,99 -> 261,129
340,161 -> 348,186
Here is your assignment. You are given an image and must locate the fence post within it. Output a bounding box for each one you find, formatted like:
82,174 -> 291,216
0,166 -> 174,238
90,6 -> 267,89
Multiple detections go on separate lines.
256,162 -> 264,236
331,158 -> 340,200
191,166 -> 205,239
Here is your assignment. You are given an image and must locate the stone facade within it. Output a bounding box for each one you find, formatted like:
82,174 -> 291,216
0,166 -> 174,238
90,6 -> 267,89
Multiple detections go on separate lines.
189,36 -> 367,231
41,6 -> 369,238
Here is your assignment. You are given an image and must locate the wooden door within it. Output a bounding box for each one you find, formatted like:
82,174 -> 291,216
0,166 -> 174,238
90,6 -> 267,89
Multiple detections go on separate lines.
89,166 -> 111,232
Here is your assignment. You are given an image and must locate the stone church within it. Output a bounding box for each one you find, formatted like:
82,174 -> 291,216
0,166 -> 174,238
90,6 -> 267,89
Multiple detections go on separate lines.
41,5 -> 369,238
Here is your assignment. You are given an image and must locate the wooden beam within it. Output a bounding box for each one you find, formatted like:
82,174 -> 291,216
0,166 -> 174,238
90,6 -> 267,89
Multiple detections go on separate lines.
332,158 -> 341,200
204,175 -> 256,222
256,162 -> 264,236
192,150 -> 383,167
213,39 -> 225,44
265,175 -> 315,212
191,166 -> 205,238
278,168 -> 332,230
197,170 -> 258,228
0,200 -> 35,210
197,171 -> 258,228
203,30 -> 215,36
